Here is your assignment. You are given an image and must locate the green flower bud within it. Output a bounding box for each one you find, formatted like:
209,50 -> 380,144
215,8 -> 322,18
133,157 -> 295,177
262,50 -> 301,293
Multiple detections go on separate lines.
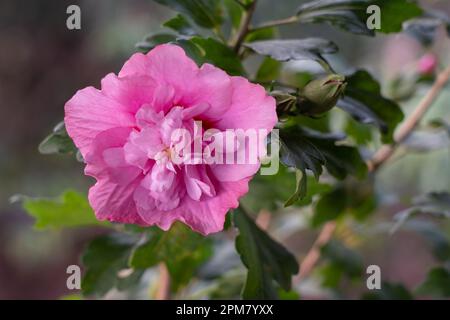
271,90 -> 298,118
298,74 -> 346,116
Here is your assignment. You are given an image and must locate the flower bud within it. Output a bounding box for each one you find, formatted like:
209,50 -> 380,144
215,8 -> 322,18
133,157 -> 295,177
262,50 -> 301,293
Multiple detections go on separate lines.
298,74 -> 346,116
418,53 -> 437,75
271,90 -> 298,118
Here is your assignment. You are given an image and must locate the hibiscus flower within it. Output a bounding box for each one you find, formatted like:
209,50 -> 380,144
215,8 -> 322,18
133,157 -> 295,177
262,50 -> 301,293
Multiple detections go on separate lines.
65,44 -> 277,235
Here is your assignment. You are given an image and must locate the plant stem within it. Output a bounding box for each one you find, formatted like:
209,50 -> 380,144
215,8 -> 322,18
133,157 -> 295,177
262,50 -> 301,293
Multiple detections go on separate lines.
295,65 -> 450,284
231,0 -> 257,52
250,15 -> 299,32
155,263 -> 171,300
368,65 -> 450,171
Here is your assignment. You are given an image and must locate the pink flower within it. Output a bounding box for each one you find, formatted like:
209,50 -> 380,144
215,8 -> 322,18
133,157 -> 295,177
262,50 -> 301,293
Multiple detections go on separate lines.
418,53 -> 437,75
64,44 -> 277,235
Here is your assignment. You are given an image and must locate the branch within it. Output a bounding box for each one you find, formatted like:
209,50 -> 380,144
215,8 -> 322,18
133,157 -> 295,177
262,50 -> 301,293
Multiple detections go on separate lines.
250,15 -> 299,32
155,263 -> 171,300
368,65 -> 450,171
231,0 -> 257,52
295,65 -> 450,284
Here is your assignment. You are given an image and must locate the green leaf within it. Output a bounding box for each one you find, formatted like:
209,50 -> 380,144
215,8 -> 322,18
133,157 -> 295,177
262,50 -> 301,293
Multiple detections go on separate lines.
321,240 -> 363,277
313,186 -> 348,227
297,0 -> 422,36
39,122 -> 77,155
163,14 -> 196,35
241,166 -> 331,211
284,169 -> 307,207
344,117 -> 373,145
320,240 -> 363,287
82,233 -> 136,297
417,267 -> 450,298
129,223 -> 212,291
21,190 -> 108,230
338,70 -> 404,143
374,0 -> 423,34
279,126 -> 368,182
312,181 -> 376,226
363,282 -> 413,300
391,192 -> 450,234
179,37 -> 246,76
244,27 -> 277,43
136,33 -> 177,53
233,208 -> 299,299
255,57 -> 282,83
223,0 -> 243,30
244,38 -> 337,62
153,0 -> 223,29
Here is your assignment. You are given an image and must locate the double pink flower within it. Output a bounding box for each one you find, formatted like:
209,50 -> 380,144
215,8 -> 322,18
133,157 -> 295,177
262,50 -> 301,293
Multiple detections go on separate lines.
65,44 -> 277,235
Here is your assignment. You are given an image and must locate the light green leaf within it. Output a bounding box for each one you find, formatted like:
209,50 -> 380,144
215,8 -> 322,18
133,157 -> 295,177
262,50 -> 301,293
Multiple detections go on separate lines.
21,190 -> 108,230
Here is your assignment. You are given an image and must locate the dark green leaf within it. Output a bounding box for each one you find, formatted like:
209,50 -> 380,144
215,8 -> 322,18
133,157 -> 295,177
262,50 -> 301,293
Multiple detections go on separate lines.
363,282 -> 413,299
279,126 -> 367,182
403,17 -> 443,46
320,240 -> 363,287
234,208 -> 299,299
82,234 -> 136,297
313,181 -> 376,226
153,0 -> 222,29
178,37 -> 245,76
297,0 -> 374,36
313,187 -> 347,227
391,192 -> 450,234
20,190 -> 108,230
39,122 -> 77,155
129,223 -> 212,291
417,267 -> 450,298
223,0 -> 243,30
136,33 -> 177,52
284,170 -> 307,207
297,0 -> 422,36
244,38 -> 337,62
338,70 -> 404,143
241,166 -> 330,211
163,14 -> 196,36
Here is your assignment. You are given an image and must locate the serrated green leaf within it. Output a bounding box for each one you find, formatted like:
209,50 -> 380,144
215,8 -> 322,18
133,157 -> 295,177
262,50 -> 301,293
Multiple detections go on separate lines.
129,223 -> 212,291
234,208 -> 299,299
153,0 -> 222,29
280,126 -> 367,183
21,190 -> 108,230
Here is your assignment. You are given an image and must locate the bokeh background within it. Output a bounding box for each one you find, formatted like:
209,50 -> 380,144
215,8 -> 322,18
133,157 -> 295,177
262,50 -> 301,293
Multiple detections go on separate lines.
0,0 -> 449,299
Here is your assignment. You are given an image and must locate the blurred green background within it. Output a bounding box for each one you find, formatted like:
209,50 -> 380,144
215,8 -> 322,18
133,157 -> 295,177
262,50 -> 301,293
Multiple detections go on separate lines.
0,0 -> 449,299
